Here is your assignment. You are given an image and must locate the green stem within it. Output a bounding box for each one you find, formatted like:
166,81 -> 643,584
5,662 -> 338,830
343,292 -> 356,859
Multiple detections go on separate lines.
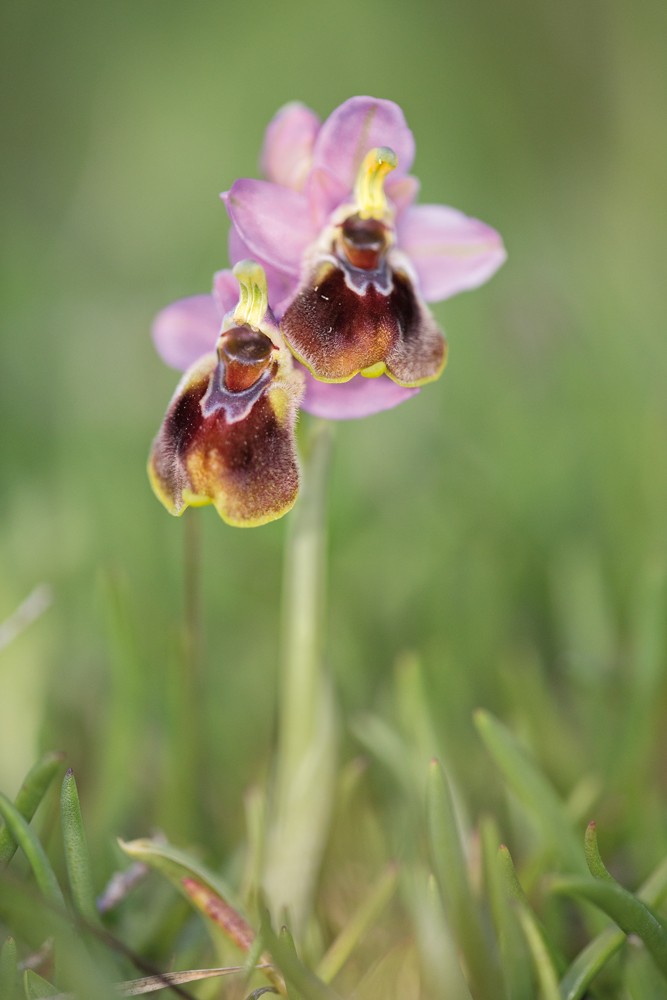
263,420 -> 337,930
278,421 -> 332,780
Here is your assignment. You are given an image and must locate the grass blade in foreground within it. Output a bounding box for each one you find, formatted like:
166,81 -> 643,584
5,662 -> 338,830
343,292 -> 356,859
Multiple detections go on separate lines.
120,836 -> 284,994
480,820 -> 532,1000
474,710 -> 584,873
551,876 -> 667,977
0,752 -> 64,866
0,793 -> 64,907
0,936 -> 20,1000
315,862 -> 399,983
60,769 -> 99,925
559,856 -> 667,999
498,843 -> 564,998
116,965 -> 273,995
259,906 -> 343,1000
23,970 -> 60,998
427,759 -> 499,1000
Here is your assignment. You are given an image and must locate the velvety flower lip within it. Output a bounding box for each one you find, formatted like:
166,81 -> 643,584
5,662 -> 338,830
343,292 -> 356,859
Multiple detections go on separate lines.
149,262 -> 304,527
224,96 -> 506,392
279,146 -> 448,386
152,268 -> 418,420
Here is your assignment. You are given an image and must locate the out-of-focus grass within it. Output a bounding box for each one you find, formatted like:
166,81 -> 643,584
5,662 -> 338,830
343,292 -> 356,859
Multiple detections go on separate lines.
1,0 -> 667,995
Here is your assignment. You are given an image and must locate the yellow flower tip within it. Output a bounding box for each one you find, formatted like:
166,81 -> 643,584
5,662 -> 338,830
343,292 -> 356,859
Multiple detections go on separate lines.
232,259 -> 269,330
354,146 -> 398,221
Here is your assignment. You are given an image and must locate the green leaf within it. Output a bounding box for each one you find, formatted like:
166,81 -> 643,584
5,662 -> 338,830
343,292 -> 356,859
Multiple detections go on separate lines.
583,821 -> 613,882
0,937 -> 20,1000
552,876 -> 667,978
474,710 -> 585,873
0,752 -> 64,866
426,759 -> 499,1000
480,821 -> 532,1000
514,904 -> 561,1000
315,862 -> 399,983
22,970 -> 60,998
120,837 -> 285,994
0,793 -> 64,907
60,769 -> 98,924
558,926 -> 624,1000
118,836 -> 237,909
498,843 -> 566,993
559,851 -> 667,997
258,907 -> 342,1000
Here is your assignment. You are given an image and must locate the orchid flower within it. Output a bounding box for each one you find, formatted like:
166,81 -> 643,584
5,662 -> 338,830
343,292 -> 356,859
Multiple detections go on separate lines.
149,262 -> 303,527
224,96 -> 506,412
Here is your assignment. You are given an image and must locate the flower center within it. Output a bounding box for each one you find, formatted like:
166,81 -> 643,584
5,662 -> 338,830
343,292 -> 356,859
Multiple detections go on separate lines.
353,146 -> 398,221
218,327 -> 273,392
339,214 -> 388,270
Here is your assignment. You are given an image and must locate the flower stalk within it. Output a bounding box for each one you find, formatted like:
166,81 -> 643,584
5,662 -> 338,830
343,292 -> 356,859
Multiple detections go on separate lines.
263,419 -> 337,930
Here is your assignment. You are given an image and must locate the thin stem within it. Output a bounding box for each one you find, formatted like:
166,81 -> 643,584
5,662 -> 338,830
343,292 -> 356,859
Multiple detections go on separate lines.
278,420 -> 332,781
263,420 -> 337,931
169,511 -> 205,840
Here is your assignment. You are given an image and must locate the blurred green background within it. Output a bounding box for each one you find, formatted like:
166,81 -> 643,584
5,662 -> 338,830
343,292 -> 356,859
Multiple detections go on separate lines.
1,0 -> 666,877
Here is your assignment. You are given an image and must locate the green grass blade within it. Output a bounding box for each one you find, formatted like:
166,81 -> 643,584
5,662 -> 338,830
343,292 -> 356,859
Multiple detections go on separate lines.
119,836 -> 237,907
315,862 -> 399,983
498,843 -> 567,990
474,710 -> 585,873
22,970 -> 60,998
426,759 -> 499,1000
480,821 -> 532,1000
258,907 -> 342,1000
559,847 -> 667,997
559,926 -> 626,1000
583,821 -> 613,882
0,793 -> 64,907
0,936 -> 20,1000
0,753 -> 64,866
552,876 -> 667,978
515,904 -> 561,1000
60,769 -> 99,924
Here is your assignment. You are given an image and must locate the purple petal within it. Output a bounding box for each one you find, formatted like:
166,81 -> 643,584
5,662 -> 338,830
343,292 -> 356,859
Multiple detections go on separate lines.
227,228 -> 299,316
311,97 -> 415,193
398,204 -> 507,302
304,166 -> 349,228
212,269 -> 240,316
224,179 -> 316,277
300,368 -> 419,420
261,102 -> 321,191
152,295 -> 220,372
386,174 -> 420,215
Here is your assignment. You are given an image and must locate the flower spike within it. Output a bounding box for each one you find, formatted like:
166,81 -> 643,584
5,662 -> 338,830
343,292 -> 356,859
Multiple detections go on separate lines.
157,97 -> 505,420
354,146 -> 398,221
148,263 -> 304,527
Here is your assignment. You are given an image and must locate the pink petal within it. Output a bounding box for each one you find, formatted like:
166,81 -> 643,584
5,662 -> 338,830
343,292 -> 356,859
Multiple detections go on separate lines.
212,269 -> 240,316
300,368 -> 419,420
227,228 -> 298,316
386,174 -> 420,215
261,102 -> 321,191
305,166 -> 349,228
224,179 -> 315,277
398,204 -> 507,302
152,295 -> 220,372
311,97 -> 415,193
